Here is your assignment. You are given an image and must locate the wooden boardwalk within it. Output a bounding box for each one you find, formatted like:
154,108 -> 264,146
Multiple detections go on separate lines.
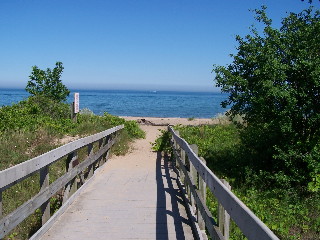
1,124 -> 279,240
38,125 -> 195,240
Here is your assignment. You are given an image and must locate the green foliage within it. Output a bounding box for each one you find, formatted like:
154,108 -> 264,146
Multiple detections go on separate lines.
0,96 -> 74,133
175,124 -> 241,179
169,123 -> 320,239
0,96 -> 145,239
25,61 -> 70,102
151,129 -> 172,152
123,120 -> 146,139
213,7 -> 320,189
232,187 -> 320,240
100,113 -> 145,139
0,97 -> 145,141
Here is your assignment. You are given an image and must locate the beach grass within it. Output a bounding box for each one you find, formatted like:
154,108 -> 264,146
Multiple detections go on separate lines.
0,99 -> 144,239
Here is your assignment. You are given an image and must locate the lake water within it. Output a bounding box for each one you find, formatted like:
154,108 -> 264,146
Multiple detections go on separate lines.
0,89 -> 228,118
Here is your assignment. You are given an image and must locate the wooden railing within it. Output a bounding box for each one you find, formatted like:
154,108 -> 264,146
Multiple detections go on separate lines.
168,126 -> 279,240
0,125 -> 124,239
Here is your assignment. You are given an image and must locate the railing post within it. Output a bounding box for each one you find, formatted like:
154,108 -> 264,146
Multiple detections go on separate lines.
98,138 -> 104,167
172,130 -> 179,168
104,134 -> 112,163
198,157 -> 207,231
0,191 -> 2,219
40,166 -> 50,225
190,144 -> 198,212
0,191 -> 2,240
70,151 -> 79,196
218,179 -> 231,240
104,135 -> 111,163
180,148 -> 186,183
63,151 -> 78,204
87,143 -> 94,179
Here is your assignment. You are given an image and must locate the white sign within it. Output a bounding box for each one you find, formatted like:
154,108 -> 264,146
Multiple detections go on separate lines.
74,93 -> 79,113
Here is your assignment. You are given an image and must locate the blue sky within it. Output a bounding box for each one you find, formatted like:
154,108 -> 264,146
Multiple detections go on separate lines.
0,0 -> 317,92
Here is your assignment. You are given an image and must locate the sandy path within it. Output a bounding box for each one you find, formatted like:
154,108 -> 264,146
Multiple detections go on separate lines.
40,125 -> 195,240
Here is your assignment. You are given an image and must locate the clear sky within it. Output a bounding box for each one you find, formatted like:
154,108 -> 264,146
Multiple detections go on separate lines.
0,0 -> 317,92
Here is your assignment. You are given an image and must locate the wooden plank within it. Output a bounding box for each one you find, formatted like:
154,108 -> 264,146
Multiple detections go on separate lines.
180,148 -> 186,183
218,180 -> 231,240
223,180 -> 231,239
97,138 -> 104,167
0,125 -> 124,191
29,158 -> 108,240
69,152 -> 79,196
0,191 -> 2,219
63,152 -> 79,204
190,144 -> 198,212
0,139 -> 115,239
173,130 -> 179,167
169,126 -> 279,240
173,148 -> 223,240
87,143 -> 94,179
40,166 -> 50,225
198,157 -> 207,231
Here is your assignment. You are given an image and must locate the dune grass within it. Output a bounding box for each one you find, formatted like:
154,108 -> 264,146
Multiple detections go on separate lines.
0,99 -> 144,239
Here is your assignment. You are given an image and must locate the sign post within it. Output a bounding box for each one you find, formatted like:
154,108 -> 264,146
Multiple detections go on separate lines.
71,93 -> 79,122
74,93 -> 79,114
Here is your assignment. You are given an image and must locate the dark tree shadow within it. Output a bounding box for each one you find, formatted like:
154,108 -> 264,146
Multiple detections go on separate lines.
156,151 -> 193,240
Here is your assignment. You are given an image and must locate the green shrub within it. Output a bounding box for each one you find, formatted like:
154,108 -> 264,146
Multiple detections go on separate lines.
25,61 -> 70,102
214,6 -> 320,190
151,129 -> 172,153
0,97 -> 145,239
153,123 -> 320,239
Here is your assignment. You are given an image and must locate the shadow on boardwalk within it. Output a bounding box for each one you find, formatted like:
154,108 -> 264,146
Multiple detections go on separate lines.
36,126 -> 195,240
156,152 -> 194,240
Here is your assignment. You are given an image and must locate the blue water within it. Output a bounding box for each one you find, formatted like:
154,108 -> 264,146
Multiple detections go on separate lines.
0,89 -> 228,118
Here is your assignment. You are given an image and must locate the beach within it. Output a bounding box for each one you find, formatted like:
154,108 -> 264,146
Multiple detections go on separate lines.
121,116 -> 221,126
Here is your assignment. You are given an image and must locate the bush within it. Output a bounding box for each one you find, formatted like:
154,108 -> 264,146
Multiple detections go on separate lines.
213,7 -> 320,189
0,96 -> 74,133
0,98 -> 145,238
25,62 -> 70,102
152,123 -> 320,239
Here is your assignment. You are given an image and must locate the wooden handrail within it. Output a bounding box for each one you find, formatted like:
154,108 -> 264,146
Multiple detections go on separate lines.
0,125 -> 124,239
0,125 -> 123,191
168,126 -> 279,240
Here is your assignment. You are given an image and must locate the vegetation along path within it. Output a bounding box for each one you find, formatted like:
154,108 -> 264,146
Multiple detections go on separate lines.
38,125 -> 195,240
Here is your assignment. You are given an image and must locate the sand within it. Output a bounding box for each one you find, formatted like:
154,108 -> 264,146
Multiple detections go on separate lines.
121,116 -> 220,126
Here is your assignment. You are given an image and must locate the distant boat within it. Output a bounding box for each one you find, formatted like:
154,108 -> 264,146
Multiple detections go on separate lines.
152,91 -> 157,93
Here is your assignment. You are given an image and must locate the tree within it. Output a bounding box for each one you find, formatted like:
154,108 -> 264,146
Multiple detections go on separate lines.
301,0 -> 320,3
26,62 -> 70,102
213,7 -> 320,190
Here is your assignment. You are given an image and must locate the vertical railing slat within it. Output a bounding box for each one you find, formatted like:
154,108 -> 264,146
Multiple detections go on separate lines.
40,166 -> 50,225
190,144 -> 198,212
87,143 -> 94,179
70,151 -> 79,196
98,138 -> 104,167
218,179 -> 231,240
63,151 -> 78,204
104,135 -> 111,163
0,191 -> 2,219
173,130 -> 179,168
198,157 -> 207,231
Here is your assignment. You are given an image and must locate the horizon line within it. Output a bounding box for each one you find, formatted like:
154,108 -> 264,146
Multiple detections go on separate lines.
0,87 -> 223,94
